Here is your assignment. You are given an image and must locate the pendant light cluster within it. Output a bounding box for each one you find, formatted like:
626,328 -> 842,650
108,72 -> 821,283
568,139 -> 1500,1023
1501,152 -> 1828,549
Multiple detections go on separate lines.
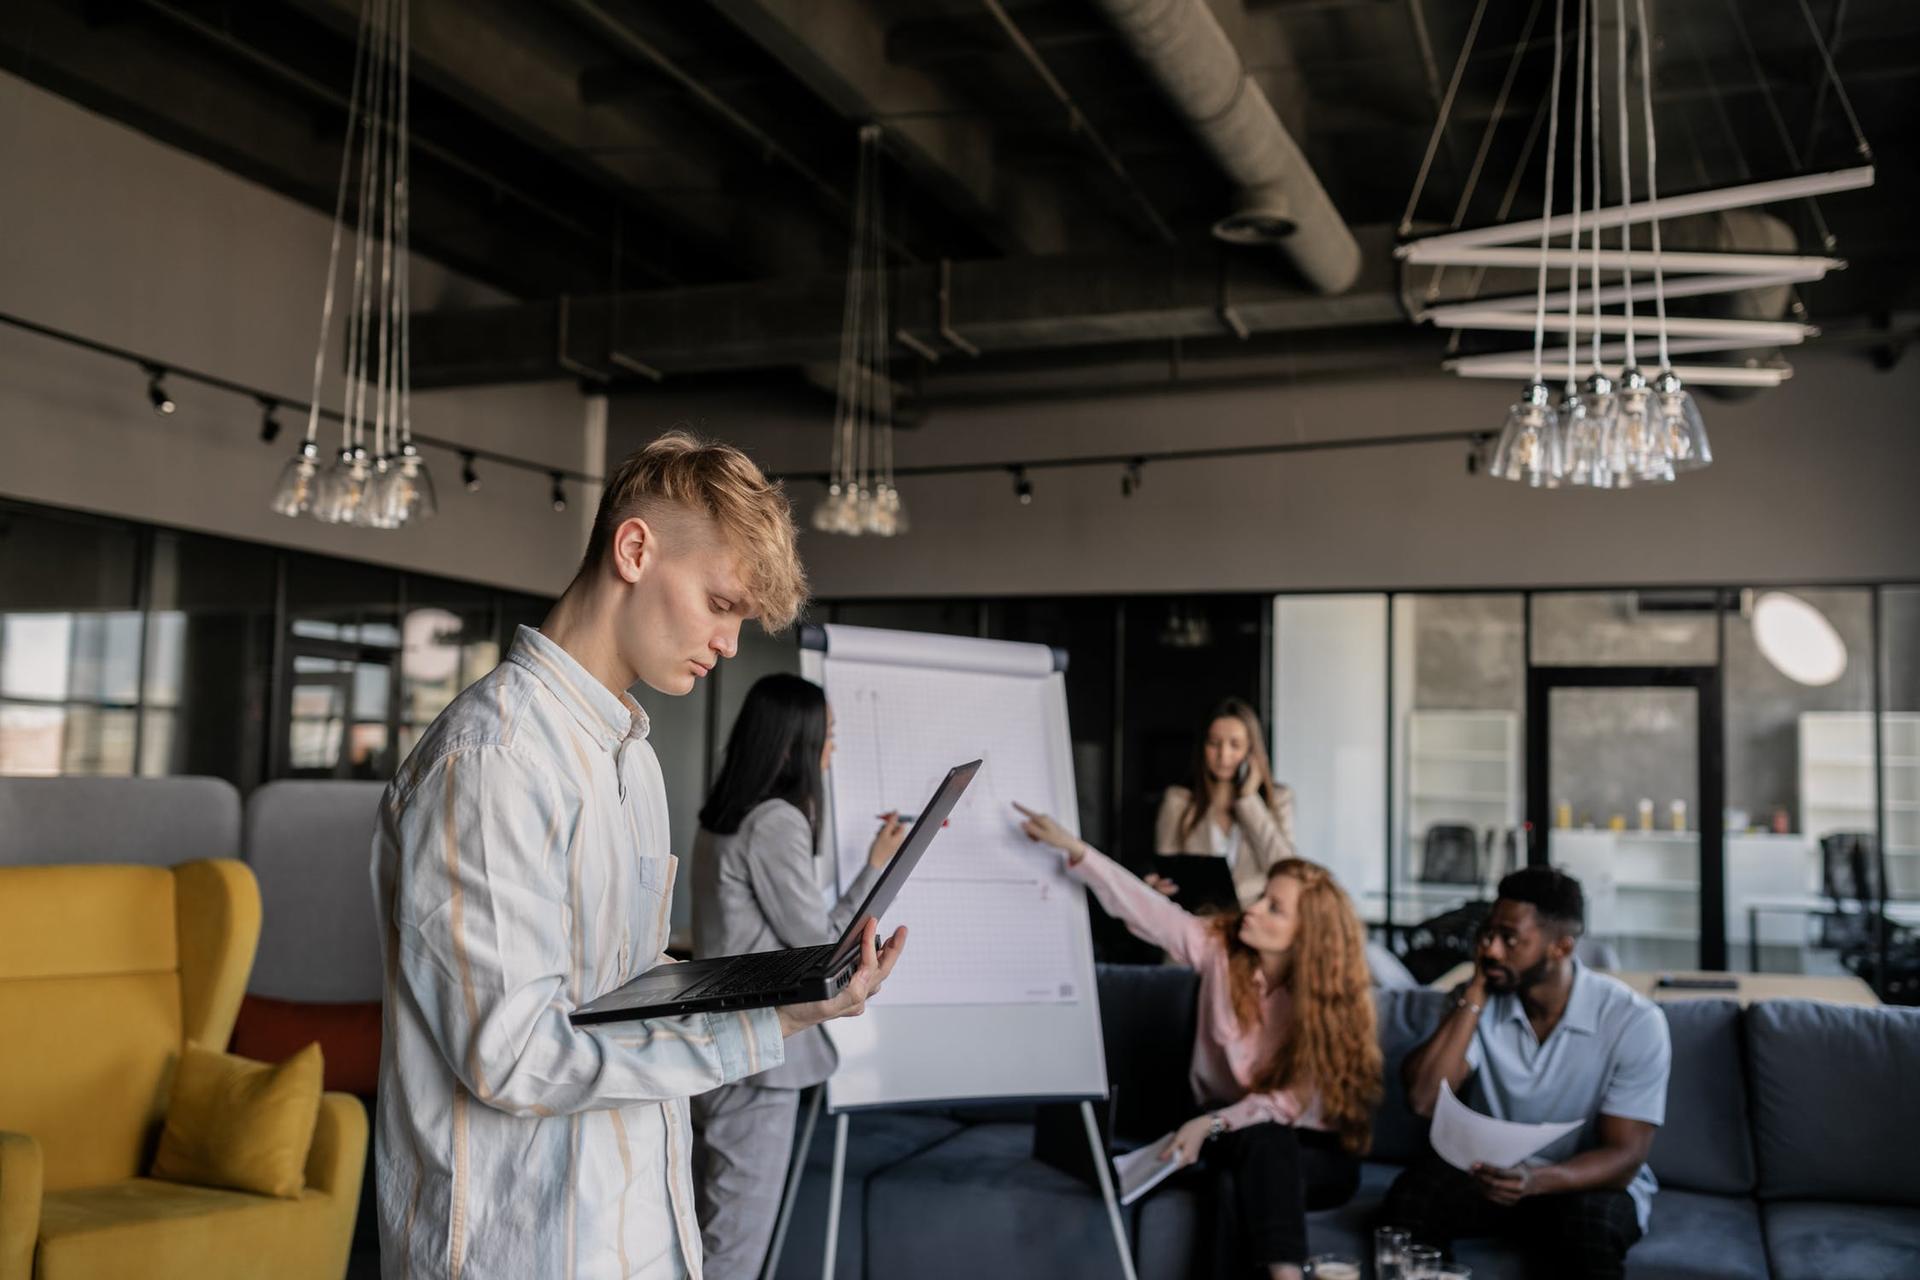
272,0 -> 436,527
1488,0 -> 1710,489
812,126 -> 907,538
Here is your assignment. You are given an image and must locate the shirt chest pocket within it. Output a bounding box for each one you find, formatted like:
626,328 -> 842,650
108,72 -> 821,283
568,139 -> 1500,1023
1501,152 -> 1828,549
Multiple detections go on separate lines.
620,853 -> 678,971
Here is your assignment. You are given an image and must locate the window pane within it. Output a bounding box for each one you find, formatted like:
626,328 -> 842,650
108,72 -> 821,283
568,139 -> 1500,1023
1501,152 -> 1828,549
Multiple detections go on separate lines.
60,705 -> 138,774
1391,595 -> 1524,926
140,532 -> 275,788
282,554 -> 399,778
0,704 -> 64,775
1547,687 -> 1699,971
1726,587 -> 1875,974
1532,590 -> 1719,665
1273,595 -> 1387,916
1882,587 -> 1920,907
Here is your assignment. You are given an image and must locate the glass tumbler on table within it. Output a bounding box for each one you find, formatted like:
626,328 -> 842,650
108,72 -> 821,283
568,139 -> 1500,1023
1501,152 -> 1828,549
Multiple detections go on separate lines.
1304,1257 -> 1361,1280
1402,1245 -> 1444,1279
1373,1226 -> 1412,1279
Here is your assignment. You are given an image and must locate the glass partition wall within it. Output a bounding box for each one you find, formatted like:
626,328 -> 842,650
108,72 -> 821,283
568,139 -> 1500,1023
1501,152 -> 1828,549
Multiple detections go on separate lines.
1277,586 -> 1918,994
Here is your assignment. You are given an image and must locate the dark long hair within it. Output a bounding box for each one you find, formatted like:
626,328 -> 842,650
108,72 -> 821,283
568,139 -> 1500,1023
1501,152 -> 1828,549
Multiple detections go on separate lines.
1177,696 -> 1276,844
698,674 -> 828,835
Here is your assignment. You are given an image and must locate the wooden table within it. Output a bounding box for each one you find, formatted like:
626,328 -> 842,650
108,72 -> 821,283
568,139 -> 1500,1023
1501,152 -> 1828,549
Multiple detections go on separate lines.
1422,962 -> 1880,1006
1612,970 -> 1880,1006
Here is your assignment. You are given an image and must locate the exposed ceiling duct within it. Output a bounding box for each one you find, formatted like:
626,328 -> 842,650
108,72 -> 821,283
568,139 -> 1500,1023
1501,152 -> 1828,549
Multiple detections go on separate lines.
1089,0 -> 1362,294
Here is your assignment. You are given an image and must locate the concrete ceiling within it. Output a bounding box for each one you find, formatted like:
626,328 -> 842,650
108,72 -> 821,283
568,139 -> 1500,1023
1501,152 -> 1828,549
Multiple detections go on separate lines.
6,0 -> 1917,399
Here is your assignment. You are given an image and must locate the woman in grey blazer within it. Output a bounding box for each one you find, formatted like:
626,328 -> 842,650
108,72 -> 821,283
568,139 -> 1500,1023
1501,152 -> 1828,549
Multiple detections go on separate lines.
689,674 -> 905,1279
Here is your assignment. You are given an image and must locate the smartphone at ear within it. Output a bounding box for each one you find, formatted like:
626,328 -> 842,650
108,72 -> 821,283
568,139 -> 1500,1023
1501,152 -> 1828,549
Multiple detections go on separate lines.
1234,758 -> 1251,788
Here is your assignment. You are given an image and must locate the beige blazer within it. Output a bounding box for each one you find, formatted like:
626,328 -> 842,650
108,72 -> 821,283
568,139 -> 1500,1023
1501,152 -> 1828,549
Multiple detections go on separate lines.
1155,783 -> 1298,908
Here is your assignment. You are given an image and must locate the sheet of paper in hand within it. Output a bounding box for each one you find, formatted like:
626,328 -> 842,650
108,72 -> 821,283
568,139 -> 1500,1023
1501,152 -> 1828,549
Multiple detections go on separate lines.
1430,1079 -> 1583,1172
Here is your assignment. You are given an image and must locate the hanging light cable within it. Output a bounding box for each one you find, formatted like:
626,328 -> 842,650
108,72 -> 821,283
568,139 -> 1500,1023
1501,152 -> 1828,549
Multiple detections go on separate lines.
1577,0 -> 1617,471
1560,0 -> 1604,486
1603,0 -> 1667,485
1489,0 -> 1566,486
1638,0 -> 1711,473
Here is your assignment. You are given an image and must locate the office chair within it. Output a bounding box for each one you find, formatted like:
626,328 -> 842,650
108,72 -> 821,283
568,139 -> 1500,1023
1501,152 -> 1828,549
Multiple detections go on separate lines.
1420,823 -> 1481,885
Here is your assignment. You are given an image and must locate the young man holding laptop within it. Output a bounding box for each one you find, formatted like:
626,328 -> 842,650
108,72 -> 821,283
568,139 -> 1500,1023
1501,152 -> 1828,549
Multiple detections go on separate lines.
372,433 -> 906,1280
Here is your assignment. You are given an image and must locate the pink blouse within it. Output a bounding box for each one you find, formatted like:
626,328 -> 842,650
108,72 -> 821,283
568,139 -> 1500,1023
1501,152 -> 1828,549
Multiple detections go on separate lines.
1070,846 -> 1325,1134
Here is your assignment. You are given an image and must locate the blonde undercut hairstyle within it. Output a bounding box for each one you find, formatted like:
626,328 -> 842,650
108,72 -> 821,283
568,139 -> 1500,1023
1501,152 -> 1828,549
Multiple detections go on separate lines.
583,430 -> 808,631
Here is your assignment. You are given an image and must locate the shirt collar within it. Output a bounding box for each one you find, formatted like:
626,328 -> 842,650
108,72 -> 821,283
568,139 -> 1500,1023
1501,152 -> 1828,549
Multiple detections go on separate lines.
507,625 -> 650,752
1501,958 -> 1599,1037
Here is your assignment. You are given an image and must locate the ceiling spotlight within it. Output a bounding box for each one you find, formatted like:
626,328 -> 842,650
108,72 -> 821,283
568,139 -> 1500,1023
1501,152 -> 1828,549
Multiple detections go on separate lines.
1120,458 -> 1144,498
1011,466 -> 1033,506
550,471 -> 567,512
144,365 -> 176,415
461,451 -> 480,493
257,397 -> 282,444
1465,433 -> 1490,477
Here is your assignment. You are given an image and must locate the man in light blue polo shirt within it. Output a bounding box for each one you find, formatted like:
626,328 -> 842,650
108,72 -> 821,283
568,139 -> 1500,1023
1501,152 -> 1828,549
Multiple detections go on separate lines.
1386,867 -> 1671,1279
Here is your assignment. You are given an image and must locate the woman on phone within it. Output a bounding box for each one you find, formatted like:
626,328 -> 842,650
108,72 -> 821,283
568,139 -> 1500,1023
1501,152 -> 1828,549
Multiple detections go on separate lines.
1015,801 -> 1381,1280
690,674 -> 907,1279
1153,697 -> 1297,908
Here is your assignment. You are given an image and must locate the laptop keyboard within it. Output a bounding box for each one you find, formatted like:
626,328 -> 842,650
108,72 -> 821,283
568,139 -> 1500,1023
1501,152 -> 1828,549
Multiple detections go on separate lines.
681,944 -> 839,1000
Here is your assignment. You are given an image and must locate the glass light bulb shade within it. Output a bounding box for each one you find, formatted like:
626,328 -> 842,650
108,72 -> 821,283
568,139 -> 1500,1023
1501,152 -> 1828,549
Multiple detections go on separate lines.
810,483 -> 844,533
1559,392 -> 1608,488
356,456 -> 399,529
393,448 -> 438,522
1604,370 -> 1660,480
881,484 -> 909,536
310,446 -> 367,524
1488,382 -> 1563,487
1579,371 -> 1618,433
270,442 -> 323,517
1652,372 -> 1712,471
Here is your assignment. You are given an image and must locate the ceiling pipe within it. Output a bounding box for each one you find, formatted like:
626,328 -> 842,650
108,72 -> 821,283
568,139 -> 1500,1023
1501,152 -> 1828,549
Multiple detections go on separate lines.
1089,0 -> 1362,294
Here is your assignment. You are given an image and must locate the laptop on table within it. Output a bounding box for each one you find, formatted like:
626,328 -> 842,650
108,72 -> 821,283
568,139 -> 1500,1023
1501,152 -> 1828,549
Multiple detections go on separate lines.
571,758 -> 981,1026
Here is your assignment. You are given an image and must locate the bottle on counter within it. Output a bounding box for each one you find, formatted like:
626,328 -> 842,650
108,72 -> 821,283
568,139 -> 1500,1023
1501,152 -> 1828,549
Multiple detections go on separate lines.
1670,799 -> 1688,832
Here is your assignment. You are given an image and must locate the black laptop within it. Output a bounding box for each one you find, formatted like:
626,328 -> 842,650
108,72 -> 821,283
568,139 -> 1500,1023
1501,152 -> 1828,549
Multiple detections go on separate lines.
570,759 -> 981,1026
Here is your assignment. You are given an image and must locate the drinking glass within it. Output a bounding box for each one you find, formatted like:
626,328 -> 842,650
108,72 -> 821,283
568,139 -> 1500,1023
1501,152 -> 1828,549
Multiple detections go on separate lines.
1434,1267 -> 1473,1280
1402,1245 -> 1444,1279
1303,1257 -> 1361,1280
1373,1226 -> 1412,1280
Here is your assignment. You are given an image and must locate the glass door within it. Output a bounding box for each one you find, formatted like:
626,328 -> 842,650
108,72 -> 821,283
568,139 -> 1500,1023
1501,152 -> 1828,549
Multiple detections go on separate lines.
1528,667 -> 1726,970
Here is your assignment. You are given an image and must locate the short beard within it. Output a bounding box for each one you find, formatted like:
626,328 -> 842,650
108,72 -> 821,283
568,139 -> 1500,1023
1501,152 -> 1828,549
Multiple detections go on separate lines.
1513,953 -> 1557,993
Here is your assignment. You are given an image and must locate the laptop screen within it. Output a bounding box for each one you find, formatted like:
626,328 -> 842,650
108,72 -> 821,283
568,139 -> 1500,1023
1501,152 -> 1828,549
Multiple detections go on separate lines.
825,759 -> 981,972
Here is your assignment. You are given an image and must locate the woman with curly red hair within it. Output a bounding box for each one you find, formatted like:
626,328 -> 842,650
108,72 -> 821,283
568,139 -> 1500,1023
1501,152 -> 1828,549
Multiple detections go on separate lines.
1015,802 -> 1382,1280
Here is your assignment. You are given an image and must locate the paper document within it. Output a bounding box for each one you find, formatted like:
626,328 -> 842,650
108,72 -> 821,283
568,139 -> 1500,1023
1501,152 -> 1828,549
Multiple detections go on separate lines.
1113,1135 -> 1182,1206
1430,1080 -> 1583,1173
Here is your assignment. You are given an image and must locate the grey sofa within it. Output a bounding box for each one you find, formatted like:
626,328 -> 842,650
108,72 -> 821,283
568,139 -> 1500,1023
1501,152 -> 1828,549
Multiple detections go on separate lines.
772,964 -> 1920,1280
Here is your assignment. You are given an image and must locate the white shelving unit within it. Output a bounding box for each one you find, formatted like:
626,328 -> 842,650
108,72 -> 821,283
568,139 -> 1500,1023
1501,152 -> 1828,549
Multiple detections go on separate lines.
1800,711 -> 1920,897
1403,710 -> 1521,889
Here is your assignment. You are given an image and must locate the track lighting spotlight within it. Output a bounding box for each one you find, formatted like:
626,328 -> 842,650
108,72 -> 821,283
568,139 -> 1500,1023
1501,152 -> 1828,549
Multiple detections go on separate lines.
1011,467 -> 1033,506
145,365 -> 176,416
461,452 -> 480,493
1120,458 -> 1144,498
551,471 -> 567,512
258,397 -> 282,444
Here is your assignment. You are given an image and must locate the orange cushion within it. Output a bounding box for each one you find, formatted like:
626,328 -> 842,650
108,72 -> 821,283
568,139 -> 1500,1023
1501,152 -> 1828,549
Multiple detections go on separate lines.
231,996 -> 381,1096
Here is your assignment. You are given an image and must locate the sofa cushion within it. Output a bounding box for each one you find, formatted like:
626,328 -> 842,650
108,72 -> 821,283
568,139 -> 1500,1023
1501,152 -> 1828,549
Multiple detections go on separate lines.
1762,1201 -> 1920,1280
0,776 -> 240,868
241,781 -> 384,1003
151,1043 -> 324,1199
1747,1000 -> 1920,1204
1646,1000 -> 1754,1195
231,996 -> 381,1097
1369,988 -> 1450,1165
1624,1190 -> 1770,1280
37,1177 -> 329,1280
1095,964 -> 1200,1144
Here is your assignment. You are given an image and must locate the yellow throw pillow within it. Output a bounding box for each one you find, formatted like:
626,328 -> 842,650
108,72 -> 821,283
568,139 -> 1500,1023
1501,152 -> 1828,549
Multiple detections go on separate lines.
151,1041 -> 324,1199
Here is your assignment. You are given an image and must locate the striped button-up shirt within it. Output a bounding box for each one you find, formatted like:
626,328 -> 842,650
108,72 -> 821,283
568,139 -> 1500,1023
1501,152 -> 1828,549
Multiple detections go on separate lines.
373,625 -> 784,1279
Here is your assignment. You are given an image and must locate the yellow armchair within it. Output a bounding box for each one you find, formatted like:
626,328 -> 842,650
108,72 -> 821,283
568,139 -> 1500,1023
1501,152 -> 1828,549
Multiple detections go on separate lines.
0,860 -> 367,1280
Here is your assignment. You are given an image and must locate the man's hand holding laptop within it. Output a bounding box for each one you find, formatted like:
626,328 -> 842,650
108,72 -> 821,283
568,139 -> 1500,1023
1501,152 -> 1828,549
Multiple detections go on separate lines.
775,917 -> 908,1038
